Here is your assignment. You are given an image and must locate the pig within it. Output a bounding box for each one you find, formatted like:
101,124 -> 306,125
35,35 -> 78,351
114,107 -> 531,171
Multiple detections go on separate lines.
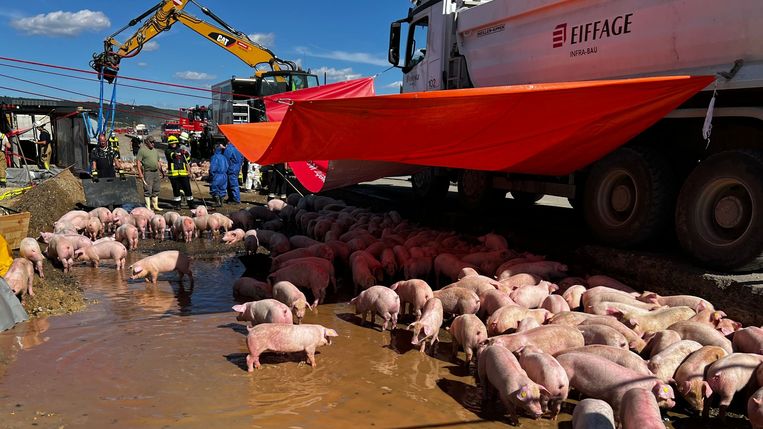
130,206 -> 154,219
47,235 -> 75,272
510,282 -> 557,309
572,398 -> 615,429
674,345 -> 727,412
173,216 -> 195,243
379,247 -> 397,278
433,253 -> 475,286
271,244 -> 334,270
582,286 -> 651,308
232,299 -> 293,326
85,216 -> 103,240
132,214 -> 149,240
638,292 -> 713,311
403,256 -> 433,280
19,237 -> 45,279
3,258 -> 34,298
478,345 -> 549,424
541,294 -> 571,314
289,235 -> 321,249
448,314 -> 487,365
647,340 -> 703,382
478,232 -> 508,251
56,210 -> 90,230
244,234 -> 259,255
689,309 -> 727,326
548,311 -> 593,326
204,215 -> 222,238
210,212 -> 233,232
272,281 -> 312,324
517,345 -> 569,419
232,277 -> 272,301
557,352 -> 676,415
557,277 -> 588,292
555,345 -> 651,376
479,289 -> 516,318
446,275 -> 500,297
115,224 -> 139,251
62,234 -> 93,251
190,205 -> 208,217
642,330 -> 683,358
488,325 -> 586,356
585,274 -> 638,294
668,321 -> 733,354
517,317 -> 541,332
244,323 -> 338,371
432,287 -> 480,316
222,228 -> 245,244
578,317 -> 646,352
732,326 -> 763,354
487,305 -> 549,336
277,257 -> 336,293
257,230 -> 291,255
619,388 -> 667,429
563,285 -> 587,310
750,387 -> 763,429
497,260 -> 568,280
389,279 -> 433,320
614,306 -> 696,334
150,215 -> 167,241
498,273 -> 543,290
350,285 -> 400,331
578,324 -> 628,349
192,215 -> 210,239
266,198 -> 287,211
267,261 -> 332,308
715,318 -> 743,337
129,250 -> 192,284
407,297 -> 444,354
73,241 -> 127,269
163,211 -> 181,228
89,207 -> 114,230
704,352 -> 763,417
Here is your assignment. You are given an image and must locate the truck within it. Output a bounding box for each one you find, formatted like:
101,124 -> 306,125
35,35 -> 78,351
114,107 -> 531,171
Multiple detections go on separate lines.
134,124 -> 149,139
161,120 -> 181,142
387,0 -> 763,271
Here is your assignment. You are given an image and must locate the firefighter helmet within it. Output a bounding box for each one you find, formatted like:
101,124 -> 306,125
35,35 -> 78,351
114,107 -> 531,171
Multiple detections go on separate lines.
179,131 -> 190,142
167,135 -> 179,144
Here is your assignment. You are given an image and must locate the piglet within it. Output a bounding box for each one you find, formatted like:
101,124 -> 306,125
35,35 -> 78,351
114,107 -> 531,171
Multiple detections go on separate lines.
115,224 -> 139,251
232,277 -> 272,301
173,216 -> 195,243
3,258 -> 34,298
571,398 -> 615,429
731,326 -> 763,354
704,352 -> 763,418
350,285 -> 400,331
647,340 -> 703,382
390,279 -> 433,320
129,250 -> 192,284
74,241 -> 127,269
267,262 -> 332,308
86,216 -> 103,240
244,323 -> 338,371
407,297 -> 444,355
449,313 -> 487,366
47,235 -> 75,272
750,387 -> 763,429
517,345 -> 569,419
273,281 -> 312,324
233,299 -> 293,326
150,215 -> 167,241
432,286 -> 480,316
674,345 -> 727,412
222,228 -> 245,244
19,237 -> 45,279
619,388 -> 667,429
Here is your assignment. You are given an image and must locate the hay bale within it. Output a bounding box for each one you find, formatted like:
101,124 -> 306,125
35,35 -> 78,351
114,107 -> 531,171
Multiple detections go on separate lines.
10,169 -> 85,234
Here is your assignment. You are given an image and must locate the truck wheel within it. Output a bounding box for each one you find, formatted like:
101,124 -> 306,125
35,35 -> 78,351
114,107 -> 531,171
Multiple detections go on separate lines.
412,168 -> 449,202
458,170 -> 504,211
675,150 -> 763,271
583,146 -> 674,246
511,191 -> 543,206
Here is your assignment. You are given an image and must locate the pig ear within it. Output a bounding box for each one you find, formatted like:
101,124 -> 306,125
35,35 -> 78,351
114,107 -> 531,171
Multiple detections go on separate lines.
538,385 -> 551,398
515,385 -> 530,401
701,381 -> 713,398
232,304 -> 246,313
695,301 -> 709,313
719,324 -> 735,336
712,311 -> 727,321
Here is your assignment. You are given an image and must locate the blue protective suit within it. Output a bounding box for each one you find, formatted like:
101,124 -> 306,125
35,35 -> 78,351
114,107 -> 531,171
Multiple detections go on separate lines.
209,147 -> 229,198
224,144 -> 243,203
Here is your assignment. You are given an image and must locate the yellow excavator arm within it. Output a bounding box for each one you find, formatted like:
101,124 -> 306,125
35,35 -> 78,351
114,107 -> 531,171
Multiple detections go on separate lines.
91,0 -> 298,81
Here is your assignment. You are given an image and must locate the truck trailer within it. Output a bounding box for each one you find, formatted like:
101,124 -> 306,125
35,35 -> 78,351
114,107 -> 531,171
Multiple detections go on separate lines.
388,0 -> 763,271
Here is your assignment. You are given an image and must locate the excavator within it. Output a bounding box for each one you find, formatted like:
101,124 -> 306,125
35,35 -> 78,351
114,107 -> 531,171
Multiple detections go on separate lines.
90,0 -> 317,100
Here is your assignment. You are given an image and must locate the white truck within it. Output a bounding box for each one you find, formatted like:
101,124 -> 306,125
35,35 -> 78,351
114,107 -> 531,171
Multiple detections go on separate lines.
388,0 -> 763,271
134,124 -> 149,139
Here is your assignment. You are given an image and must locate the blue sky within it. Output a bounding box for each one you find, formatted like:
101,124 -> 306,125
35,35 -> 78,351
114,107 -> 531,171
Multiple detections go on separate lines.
0,0 -> 412,109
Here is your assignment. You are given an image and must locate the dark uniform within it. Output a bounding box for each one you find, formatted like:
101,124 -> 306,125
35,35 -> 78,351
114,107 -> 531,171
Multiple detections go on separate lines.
90,144 -> 117,178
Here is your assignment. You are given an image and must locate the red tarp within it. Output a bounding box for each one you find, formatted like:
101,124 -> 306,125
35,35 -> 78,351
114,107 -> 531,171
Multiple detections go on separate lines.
223,75 -> 713,187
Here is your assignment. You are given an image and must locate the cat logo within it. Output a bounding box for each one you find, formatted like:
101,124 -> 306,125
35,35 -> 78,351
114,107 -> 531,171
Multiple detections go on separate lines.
208,32 -> 235,47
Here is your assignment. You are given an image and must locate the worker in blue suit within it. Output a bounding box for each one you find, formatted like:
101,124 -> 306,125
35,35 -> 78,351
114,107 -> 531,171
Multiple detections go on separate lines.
223,142 -> 243,204
209,142 -> 229,207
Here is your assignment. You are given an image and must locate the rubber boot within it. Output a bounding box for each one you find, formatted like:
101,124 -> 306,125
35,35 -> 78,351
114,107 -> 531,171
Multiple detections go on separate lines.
145,196 -> 151,209
173,200 -> 181,210
151,196 -> 163,212
215,196 -> 223,207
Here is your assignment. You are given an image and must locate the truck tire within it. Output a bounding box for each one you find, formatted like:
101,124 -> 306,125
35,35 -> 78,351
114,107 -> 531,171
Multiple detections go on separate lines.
411,168 -> 449,202
458,170 -> 504,211
583,146 -> 675,247
675,150 -> 763,271
511,191 -> 543,206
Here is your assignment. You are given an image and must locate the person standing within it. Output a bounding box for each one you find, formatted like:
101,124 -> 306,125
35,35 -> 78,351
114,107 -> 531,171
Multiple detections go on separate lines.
223,142 -> 243,204
136,136 -> 165,212
268,163 -> 288,199
90,134 -> 119,179
0,131 -> 10,187
209,142 -> 228,207
165,136 -> 194,209
35,125 -> 52,169
108,132 -> 121,160
131,136 -> 142,157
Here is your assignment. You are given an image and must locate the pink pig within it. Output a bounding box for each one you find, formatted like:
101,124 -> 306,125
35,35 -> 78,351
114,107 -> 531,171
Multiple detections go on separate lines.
232,299 -> 293,326
150,215 -> 167,241
244,323 -> 338,371
350,285 -> 400,331
74,241 -> 127,269
407,297 -> 444,354
232,277 -> 272,301
19,237 -> 45,279
517,345 -> 569,419
389,279 -> 433,320
115,224 -> 139,251
47,235 -> 75,272
129,250 -> 192,284
173,216 -> 195,243
448,313 -> 487,366
222,228 -> 245,244
619,387 -> 667,429
273,280 -> 312,324
3,258 -> 34,298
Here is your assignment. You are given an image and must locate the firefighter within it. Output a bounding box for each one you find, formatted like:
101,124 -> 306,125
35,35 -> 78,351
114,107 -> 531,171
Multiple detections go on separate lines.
90,133 -> 118,179
223,141 -> 243,204
209,142 -> 228,207
108,132 -> 121,159
0,131 -> 11,188
165,135 -> 194,209
35,125 -> 52,169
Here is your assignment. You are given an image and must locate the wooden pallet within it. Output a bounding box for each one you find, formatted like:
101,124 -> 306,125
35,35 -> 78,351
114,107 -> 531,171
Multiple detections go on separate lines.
0,212 -> 31,249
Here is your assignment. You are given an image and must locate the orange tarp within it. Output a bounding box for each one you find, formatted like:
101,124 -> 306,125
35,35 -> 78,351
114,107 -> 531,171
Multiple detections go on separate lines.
222,75 -> 713,177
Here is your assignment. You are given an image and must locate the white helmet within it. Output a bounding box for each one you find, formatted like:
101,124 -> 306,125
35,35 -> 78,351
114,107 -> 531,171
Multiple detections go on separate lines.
179,131 -> 190,141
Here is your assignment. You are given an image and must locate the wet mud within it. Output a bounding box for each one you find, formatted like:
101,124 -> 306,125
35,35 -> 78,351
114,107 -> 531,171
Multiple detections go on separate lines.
0,253 -> 752,429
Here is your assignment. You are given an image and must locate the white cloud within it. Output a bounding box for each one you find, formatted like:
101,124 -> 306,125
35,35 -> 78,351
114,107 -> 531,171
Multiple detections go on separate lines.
142,41 -> 159,52
385,81 -> 402,89
295,47 -> 388,67
137,62 -> 148,67
11,10 -> 110,37
312,66 -> 362,82
174,71 -> 217,81
247,33 -> 275,49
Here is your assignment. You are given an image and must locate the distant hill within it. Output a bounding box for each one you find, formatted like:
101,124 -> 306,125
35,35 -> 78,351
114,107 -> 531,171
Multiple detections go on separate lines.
77,102 -> 179,129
